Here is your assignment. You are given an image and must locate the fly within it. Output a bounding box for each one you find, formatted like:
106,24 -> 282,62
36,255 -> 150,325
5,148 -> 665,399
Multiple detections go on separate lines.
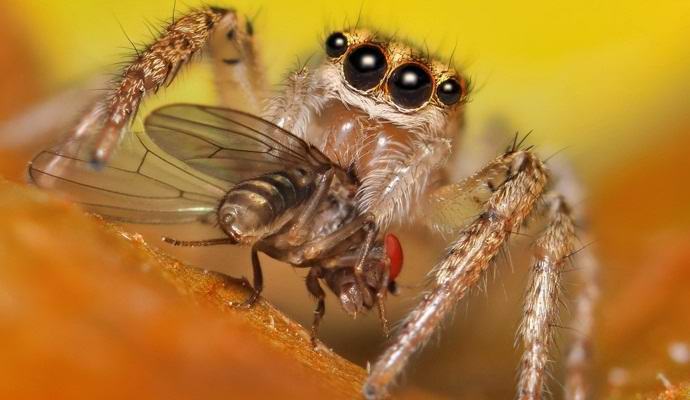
28,103 -> 403,342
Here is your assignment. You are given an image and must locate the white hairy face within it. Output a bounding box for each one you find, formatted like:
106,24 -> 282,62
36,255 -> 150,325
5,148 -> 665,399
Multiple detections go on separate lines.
274,29 -> 470,225
314,29 -> 468,136
287,29 -> 470,172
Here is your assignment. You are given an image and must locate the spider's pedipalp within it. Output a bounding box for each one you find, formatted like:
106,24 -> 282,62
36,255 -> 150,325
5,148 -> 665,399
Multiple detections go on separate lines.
517,193 -> 576,400
75,7 -> 262,166
363,149 -> 548,399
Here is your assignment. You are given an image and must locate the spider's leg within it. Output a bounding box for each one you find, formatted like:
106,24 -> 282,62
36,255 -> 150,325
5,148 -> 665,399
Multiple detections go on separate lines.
363,149 -> 548,399
208,10 -> 267,113
75,7 -> 248,165
564,235 -> 598,400
548,159 -> 600,400
517,193 -> 576,400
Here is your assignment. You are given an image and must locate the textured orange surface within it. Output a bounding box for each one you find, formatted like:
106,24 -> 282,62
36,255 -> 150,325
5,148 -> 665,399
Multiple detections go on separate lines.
0,179 -> 381,400
2,6 -> 690,395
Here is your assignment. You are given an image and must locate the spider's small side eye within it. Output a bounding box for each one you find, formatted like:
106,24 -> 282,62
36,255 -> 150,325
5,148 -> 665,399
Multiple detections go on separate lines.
325,32 -> 348,57
387,63 -> 433,109
437,78 -> 463,106
344,44 -> 388,91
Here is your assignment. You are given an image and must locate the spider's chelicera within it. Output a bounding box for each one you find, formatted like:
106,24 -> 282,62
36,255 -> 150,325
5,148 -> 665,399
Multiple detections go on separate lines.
29,7 -> 599,400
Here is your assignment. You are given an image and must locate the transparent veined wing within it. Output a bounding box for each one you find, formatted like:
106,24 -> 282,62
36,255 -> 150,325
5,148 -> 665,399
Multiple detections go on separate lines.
29,129 -> 232,224
143,104 -> 333,183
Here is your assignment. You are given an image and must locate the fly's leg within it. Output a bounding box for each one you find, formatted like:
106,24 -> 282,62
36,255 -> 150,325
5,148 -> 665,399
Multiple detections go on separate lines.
76,7 -> 260,166
290,212 -> 376,309
352,221 -> 379,313
375,263 -> 391,337
161,237 -> 237,246
232,246 -> 264,308
286,168 -> 335,246
305,266 -> 326,347
363,149 -> 548,400
517,194 -> 576,400
161,235 -> 254,292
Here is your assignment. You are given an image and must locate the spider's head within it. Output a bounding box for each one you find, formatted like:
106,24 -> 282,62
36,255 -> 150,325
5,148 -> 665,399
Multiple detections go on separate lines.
315,29 -> 469,136
296,29 -> 470,191
324,234 -> 403,318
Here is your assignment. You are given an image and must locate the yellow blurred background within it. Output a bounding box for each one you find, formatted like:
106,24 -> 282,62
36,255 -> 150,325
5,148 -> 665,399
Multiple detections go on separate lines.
4,1 -> 690,179
2,1 -> 690,399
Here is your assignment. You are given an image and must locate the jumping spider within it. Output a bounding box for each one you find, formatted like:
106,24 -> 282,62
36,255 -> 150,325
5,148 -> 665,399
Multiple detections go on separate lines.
29,7 -> 599,399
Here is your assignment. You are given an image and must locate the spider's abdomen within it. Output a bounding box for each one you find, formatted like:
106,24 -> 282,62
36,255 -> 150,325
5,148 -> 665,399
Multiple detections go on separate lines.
218,168 -> 316,243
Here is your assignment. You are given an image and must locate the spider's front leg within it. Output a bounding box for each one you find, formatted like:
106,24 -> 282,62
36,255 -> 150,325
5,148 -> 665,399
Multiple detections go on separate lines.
363,149 -> 549,399
76,6 -> 265,165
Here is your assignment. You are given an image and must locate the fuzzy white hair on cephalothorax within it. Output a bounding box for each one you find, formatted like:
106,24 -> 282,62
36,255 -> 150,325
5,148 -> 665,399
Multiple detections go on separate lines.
314,62 -> 452,138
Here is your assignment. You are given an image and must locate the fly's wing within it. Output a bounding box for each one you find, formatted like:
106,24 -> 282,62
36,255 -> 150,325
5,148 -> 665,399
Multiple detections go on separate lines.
143,104 -> 332,183
28,130 -> 231,224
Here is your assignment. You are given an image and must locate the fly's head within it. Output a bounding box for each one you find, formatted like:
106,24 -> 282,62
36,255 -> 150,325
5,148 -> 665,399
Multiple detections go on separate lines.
324,234 -> 403,317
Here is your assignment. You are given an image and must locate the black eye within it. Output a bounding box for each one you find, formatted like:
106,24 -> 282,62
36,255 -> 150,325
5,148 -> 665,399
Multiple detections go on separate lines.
344,45 -> 388,91
325,32 -> 348,57
437,78 -> 463,105
387,63 -> 433,109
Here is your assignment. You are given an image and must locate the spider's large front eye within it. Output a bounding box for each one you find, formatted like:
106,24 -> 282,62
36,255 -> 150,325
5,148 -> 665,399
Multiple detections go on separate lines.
325,32 -> 348,57
437,78 -> 463,106
387,63 -> 433,109
344,45 -> 388,91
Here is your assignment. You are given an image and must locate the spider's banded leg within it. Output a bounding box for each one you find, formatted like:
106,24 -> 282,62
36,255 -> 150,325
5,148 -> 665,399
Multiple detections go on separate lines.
363,150 -> 548,399
209,10 -> 267,113
76,7 -> 243,165
564,239 -> 598,400
549,159 -> 600,400
517,194 -> 576,400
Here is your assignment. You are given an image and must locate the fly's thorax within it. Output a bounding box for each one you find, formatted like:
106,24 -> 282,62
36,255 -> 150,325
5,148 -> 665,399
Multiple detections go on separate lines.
218,168 -> 317,243
308,177 -> 359,239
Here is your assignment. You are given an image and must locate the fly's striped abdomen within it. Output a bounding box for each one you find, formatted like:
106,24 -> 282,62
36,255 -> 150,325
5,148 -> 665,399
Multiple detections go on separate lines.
218,167 -> 317,242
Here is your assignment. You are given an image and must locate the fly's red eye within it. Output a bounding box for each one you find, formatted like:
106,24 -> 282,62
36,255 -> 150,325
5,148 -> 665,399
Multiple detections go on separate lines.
384,233 -> 403,281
